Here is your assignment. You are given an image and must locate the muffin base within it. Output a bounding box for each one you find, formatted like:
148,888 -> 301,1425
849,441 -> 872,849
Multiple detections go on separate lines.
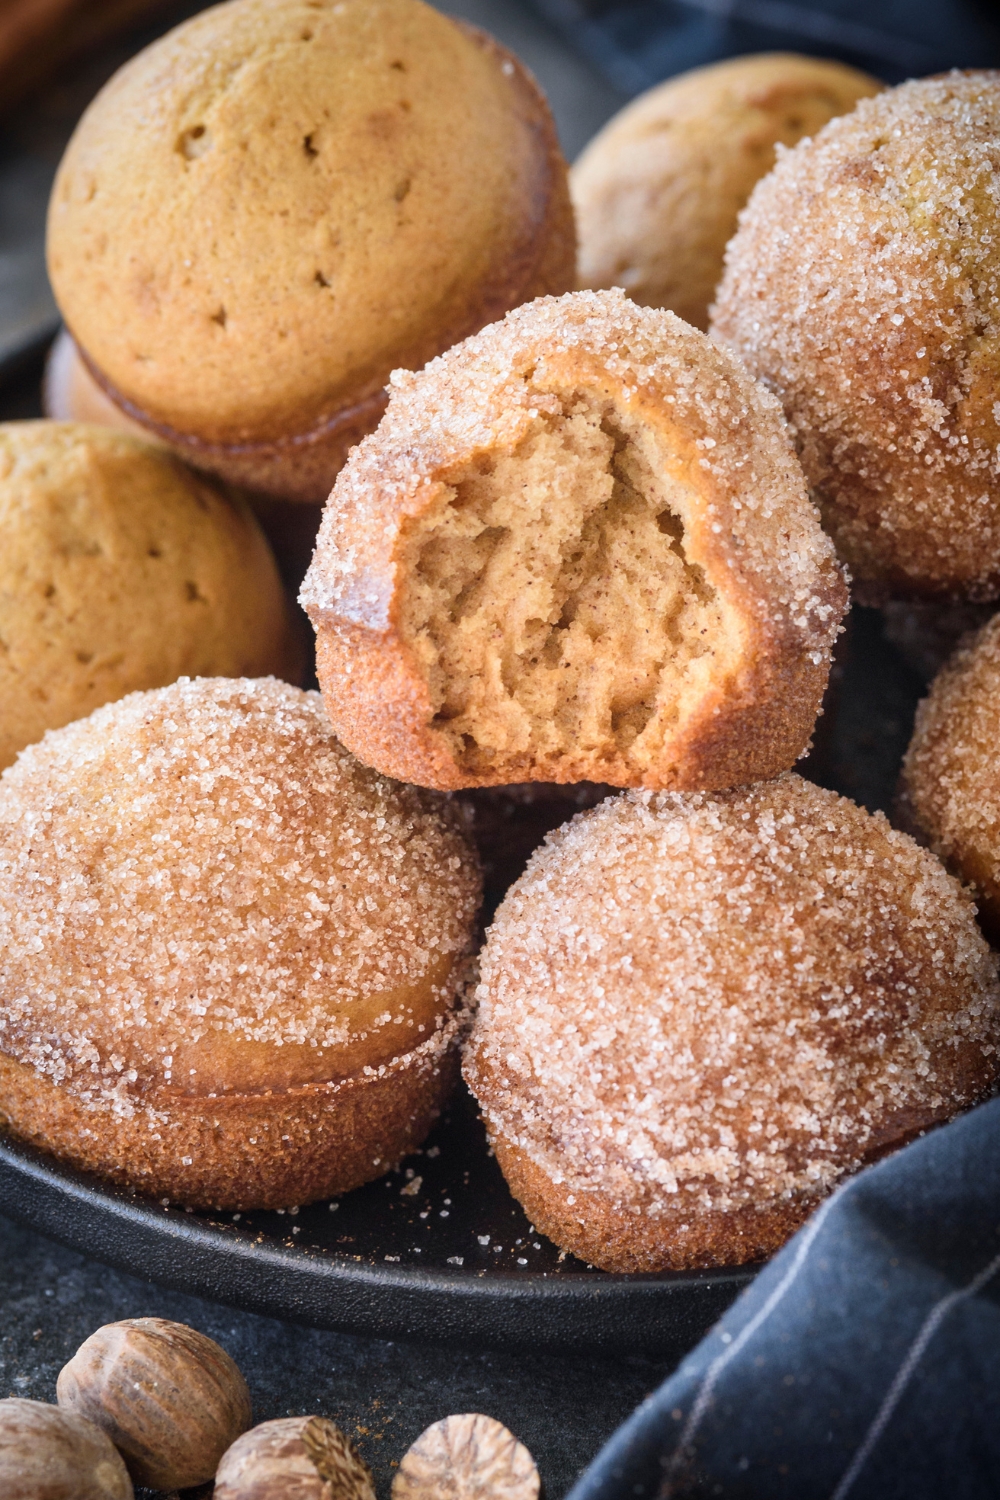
0,1034 -> 461,1211
491,1136 -> 818,1273
75,342 -> 388,505
490,1101 -> 957,1273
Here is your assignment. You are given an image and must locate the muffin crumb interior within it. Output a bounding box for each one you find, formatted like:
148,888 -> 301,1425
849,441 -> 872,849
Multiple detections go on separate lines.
399,391 -> 723,775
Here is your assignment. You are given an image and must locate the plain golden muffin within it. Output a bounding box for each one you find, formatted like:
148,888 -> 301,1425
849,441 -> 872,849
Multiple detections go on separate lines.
0,422 -> 303,770
42,333 -> 328,594
46,0 -> 576,502
573,53 -> 879,332
300,289 -> 847,792
712,72 -> 1000,600
0,677 -> 482,1209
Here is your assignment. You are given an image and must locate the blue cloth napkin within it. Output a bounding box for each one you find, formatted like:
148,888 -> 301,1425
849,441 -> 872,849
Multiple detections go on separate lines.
568,1096 -> 1000,1499
530,0 -> 1000,93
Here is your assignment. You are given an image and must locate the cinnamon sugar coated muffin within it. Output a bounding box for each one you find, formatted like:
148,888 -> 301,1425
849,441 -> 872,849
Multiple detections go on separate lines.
464,775 -> 1000,1272
46,0 -> 574,501
902,612 -> 1000,939
0,677 -> 481,1208
0,422 -> 302,771
711,72 -> 1000,601
301,289 -> 846,792
573,53 -> 879,331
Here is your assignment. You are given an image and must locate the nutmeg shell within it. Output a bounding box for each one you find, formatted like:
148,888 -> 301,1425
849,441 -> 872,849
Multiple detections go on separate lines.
392,1414 -> 539,1500
56,1317 -> 251,1490
0,1397 -> 133,1500
215,1415 -> 376,1500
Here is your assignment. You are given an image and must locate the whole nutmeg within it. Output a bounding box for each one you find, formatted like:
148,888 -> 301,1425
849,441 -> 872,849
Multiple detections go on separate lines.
56,1317 -> 251,1490
215,1415 -> 377,1500
0,1397 -> 133,1500
392,1414 -> 539,1500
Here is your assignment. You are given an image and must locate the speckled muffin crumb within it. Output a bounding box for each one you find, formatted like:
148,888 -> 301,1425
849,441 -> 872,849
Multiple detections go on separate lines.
464,774 -> 999,1271
46,0 -> 574,501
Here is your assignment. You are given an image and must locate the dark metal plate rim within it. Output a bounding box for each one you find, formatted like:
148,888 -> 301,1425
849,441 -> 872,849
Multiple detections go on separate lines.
0,1133 -> 755,1353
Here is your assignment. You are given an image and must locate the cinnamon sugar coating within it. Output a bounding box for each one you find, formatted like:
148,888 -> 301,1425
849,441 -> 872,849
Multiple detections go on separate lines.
47,0 -> 574,502
712,72 -> 1000,601
0,677 -> 481,1208
301,290 -> 846,791
902,611 -> 1000,940
464,775 -> 999,1272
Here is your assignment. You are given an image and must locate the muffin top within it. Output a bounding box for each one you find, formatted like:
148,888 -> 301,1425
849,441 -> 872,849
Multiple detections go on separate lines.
711,70 -> 1000,598
465,776 -> 1000,1216
573,51 -> 879,330
0,677 -> 481,1109
47,0 -> 572,446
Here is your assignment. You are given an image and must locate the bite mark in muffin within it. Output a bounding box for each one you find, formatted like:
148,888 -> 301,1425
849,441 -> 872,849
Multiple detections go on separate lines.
301,290 -> 847,791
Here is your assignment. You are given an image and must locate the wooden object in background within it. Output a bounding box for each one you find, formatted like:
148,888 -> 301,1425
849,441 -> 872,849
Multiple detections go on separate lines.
0,0 -> 177,116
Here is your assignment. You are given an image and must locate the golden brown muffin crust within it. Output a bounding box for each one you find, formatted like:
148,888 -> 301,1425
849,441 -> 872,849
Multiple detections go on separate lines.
0,421 -> 302,770
573,52 -> 880,331
302,289 -> 846,791
0,1033 -> 461,1211
711,71 -> 1000,601
0,677 -> 481,1207
902,611 -> 1000,940
464,776 -> 1000,1271
43,328 -> 159,441
47,0 -> 575,492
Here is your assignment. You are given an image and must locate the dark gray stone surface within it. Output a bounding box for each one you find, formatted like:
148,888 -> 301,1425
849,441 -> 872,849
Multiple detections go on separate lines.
0,1213 -> 674,1497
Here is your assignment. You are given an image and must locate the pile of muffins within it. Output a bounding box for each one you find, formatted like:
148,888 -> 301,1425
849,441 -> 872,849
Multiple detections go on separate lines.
1,0 -> 1000,1276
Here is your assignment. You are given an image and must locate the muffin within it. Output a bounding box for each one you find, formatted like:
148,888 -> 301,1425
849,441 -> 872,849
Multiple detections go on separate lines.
43,327 -> 160,443
0,421 -> 302,770
46,0 -> 575,502
573,52 -> 879,331
300,288 -> 847,792
0,676 -> 481,1208
712,71 -> 1000,601
901,611 -> 1000,939
465,776 -> 1000,1271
